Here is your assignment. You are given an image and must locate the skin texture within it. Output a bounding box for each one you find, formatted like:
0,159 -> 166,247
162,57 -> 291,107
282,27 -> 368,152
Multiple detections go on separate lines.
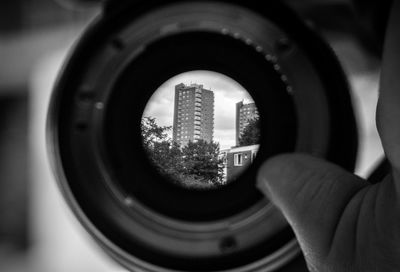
257,2 -> 400,272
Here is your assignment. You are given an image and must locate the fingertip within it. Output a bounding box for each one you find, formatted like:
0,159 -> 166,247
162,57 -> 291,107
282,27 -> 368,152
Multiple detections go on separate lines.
256,153 -> 333,202
257,153 -> 313,182
256,153 -> 304,199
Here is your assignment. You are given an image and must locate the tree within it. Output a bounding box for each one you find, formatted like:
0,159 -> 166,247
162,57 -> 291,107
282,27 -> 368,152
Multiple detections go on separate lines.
141,117 -> 171,148
181,140 -> 224,184
141,117 -> 183,179
238,117 -> 260,146
150,141 -> 183,177
141,116 -> 224,188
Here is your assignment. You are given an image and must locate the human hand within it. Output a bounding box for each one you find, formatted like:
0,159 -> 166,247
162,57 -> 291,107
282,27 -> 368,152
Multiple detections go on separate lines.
257,2 -> 400,272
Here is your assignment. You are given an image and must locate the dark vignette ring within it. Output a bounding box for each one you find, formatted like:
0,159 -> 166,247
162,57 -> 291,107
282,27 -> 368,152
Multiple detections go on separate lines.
104,31 -> 297,221
47,1 -> 358,271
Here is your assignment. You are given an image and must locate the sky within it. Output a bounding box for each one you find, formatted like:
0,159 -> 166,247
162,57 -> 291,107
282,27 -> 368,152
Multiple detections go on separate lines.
142,70 -> 255,150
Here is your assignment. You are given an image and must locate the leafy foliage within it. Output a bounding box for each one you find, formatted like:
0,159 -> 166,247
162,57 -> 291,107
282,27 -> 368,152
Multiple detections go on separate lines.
181,140 -> 224,184
238,117 -> 260,146
141,117 -> 171,147
141,117 -> 224,188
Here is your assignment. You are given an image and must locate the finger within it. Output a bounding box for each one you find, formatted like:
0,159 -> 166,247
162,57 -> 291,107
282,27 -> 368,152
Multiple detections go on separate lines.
377,1 -> 400,175
256,154 -> 367,265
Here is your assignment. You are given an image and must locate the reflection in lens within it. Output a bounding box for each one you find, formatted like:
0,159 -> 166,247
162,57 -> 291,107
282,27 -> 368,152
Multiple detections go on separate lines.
142,71 -> 260,189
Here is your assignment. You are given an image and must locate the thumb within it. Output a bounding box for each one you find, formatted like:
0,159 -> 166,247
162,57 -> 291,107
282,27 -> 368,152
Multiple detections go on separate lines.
257,154 -> 367,266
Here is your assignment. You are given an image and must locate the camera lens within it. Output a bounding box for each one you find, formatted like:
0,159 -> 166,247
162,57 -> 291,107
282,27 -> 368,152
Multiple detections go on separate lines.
103,27 -> 297,222
47,1 -> 358,271
142,70 -> 260,190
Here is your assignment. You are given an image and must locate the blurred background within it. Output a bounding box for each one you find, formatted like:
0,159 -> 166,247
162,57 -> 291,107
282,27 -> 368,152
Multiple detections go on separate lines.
0,0 -> 387,271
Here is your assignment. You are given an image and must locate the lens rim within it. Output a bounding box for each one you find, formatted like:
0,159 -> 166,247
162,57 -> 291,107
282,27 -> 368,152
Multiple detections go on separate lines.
103,31 -> 297,221
47,1 -> 357,271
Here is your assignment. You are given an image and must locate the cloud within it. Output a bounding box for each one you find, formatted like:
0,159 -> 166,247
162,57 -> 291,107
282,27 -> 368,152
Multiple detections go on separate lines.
214,128 -> 236,150
143,85 -> 174,126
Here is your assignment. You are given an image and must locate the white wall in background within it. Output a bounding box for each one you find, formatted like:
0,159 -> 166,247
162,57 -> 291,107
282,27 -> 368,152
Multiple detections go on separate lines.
30,49 -> 126,272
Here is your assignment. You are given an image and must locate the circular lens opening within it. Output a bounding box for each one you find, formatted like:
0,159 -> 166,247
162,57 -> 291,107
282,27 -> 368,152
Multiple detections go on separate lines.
103,30 -> 296,221
142,70 -> 260,190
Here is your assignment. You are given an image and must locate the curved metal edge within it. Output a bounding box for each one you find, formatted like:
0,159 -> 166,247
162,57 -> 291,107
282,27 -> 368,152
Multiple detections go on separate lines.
45,1 -> 349,271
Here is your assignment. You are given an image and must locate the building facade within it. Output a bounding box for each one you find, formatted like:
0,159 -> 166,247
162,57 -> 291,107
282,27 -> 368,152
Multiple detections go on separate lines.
173,83 -> 214,146
236,101 -> 259,146
220,144 -> 259,182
